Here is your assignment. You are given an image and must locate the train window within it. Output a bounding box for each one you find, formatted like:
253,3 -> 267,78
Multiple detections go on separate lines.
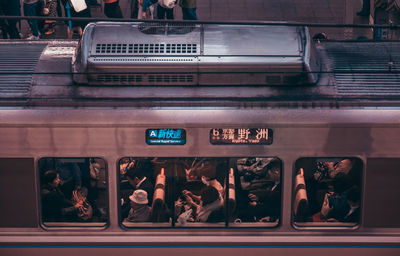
119,157 -> 281,228
293,157 -> 363,228
229,157 -> 281,227
38,158 -> 108,227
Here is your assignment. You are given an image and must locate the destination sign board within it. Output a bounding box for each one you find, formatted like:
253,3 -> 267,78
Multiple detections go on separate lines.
210,128 -> 273,145
146,129 -> 186,145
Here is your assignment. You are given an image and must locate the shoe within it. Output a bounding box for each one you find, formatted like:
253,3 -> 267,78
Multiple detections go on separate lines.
44,27 -> 55,35
26,35 -> 40,40
357,10 -> 369,16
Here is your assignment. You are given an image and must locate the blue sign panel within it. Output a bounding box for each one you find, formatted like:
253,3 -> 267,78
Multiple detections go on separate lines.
146,129 -> 186,145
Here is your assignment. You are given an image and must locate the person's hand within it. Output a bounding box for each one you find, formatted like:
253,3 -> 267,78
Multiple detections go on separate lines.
248,193 -> 258,206
120,161 -> 134,175
182,190 -> 192,197
74,200 -> 84,209
185,195 -> 194,205
248,193 -> 258,202
320,192 -> 333,217
249,201 -> 257,207
142,12 -> 147,19
259,216 -> 271,222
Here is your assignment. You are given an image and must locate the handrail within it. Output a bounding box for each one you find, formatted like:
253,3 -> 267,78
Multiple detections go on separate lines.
1,15 -> 400,29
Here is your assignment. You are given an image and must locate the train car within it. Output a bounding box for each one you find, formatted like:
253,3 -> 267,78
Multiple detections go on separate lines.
0,22 -> 400,255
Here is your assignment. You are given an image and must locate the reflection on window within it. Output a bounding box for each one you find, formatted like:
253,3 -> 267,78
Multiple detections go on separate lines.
119,157 -> 281,227
293,158 -> 362,227
39,158 -> 108,226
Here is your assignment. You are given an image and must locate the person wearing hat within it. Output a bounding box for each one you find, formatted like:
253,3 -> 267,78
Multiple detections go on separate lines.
125,189 -> 152,222
125,160 -> 154,203
121,160 -> 154,219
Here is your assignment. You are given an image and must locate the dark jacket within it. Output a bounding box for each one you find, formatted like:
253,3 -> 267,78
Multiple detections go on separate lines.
179,0 -> 196,8
137,177 -> 154,204
206,206 -> 224,222
41,185 -> 77,221
252,183 -> 281,219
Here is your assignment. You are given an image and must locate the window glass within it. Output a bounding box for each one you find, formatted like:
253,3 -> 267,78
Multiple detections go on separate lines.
293,157 -> 362,227
231,157 -> 281,227
39,158 -> 108,226
119,157 -> 281,228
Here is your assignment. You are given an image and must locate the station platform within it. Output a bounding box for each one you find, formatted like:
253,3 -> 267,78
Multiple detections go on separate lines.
15,0 -> 372,40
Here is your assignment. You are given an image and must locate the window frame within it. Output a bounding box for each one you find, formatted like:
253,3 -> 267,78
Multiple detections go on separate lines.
38,157 -> 109,230
291,156 -> 363,230
118,156 -> 283,229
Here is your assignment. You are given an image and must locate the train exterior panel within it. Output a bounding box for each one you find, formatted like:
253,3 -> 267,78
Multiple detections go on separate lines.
0,109 -> 400,255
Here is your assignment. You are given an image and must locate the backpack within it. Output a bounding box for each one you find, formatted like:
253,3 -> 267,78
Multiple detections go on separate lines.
158,0 -> 177,9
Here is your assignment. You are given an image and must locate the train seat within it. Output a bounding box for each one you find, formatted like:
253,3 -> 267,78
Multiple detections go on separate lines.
227,168 -> 236,219
293,168 -> 309,222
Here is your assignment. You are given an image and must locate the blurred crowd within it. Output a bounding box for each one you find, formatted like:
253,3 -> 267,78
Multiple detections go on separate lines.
0,0 -> 197,39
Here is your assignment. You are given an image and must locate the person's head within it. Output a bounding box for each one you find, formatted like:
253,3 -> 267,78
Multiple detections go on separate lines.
185,168 -> 199,181
200,186 -> 220,206
126,160 -> 151,187
129,189 -> 149,209
267,160 -> 281,183
313,32 -> 328,41
43,170 -> 60,188
333,172 -> 351,193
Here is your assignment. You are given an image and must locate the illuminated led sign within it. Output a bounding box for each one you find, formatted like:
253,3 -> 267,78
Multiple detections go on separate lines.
210,128 -> 273,145
146,129 -> 186,145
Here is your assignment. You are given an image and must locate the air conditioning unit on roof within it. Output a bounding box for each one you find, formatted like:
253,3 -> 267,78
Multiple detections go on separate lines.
72,22 -> 320,86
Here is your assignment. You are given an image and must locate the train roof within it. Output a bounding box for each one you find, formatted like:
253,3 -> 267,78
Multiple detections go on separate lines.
0,25 -> 400,108
72,22 -> 319,86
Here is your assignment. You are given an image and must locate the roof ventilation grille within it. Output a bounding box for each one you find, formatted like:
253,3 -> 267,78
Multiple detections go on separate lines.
148,74 -> 194,83
94,74 -> 143,84
95,43 -> 197,55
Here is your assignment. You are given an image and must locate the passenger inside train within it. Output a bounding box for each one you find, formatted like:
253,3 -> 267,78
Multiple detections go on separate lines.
119,157 -> 282,227
125,189 -> 152,222
120,159 -> 155,220
234,158 -> 281,223
293,158 -> 362,226
41,170 -> 84,222
39,158 -> 108,225
176,186 -> 224,224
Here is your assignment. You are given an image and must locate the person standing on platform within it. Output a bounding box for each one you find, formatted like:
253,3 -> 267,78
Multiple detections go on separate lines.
0,0 -> 21,39
103,0 -> 123,18
180,0 -> 197,20
23,0 -> 40,39
141,0 -> 157,19
157,0 -> 176,20
41,0 -> 59,35
130,0 -> 139,19
357,0 -> 370,16
61,0 -> 92,37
